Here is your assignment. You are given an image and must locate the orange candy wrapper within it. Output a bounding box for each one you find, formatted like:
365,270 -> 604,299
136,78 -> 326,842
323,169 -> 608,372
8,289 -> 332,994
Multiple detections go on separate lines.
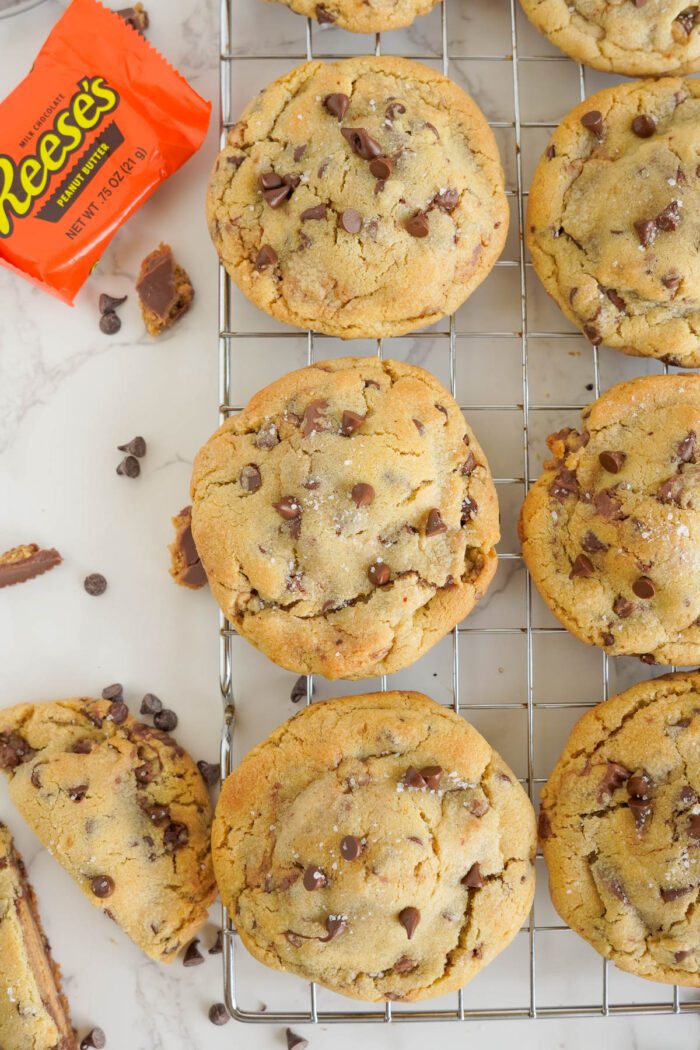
0,0 -> 211,303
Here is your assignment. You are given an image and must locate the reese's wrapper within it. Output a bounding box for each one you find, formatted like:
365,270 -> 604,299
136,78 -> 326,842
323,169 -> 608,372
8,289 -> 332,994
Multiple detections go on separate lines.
0,0 -> 211,303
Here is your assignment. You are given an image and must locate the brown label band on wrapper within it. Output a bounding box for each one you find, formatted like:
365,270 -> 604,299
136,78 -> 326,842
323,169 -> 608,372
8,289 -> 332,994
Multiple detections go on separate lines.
0,0 -> 211,303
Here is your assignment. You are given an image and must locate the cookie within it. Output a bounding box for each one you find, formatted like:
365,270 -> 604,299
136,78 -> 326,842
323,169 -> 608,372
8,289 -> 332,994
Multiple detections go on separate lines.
0,823 -> 77,1050
0,699 -> 216,963
268,0 -> 438,33
540,672 -> 700,985
519,0 -> 700,76
191,357 -> 499,680
520,375 -> 700,664
207,56 -> 508,339
527,78 -> 700,367
213,690 -> 536,1002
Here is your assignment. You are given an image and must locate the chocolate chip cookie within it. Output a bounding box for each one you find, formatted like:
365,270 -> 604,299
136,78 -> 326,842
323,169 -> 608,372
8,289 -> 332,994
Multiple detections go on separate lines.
213,690 -> 536,1002
540,672 -> 700,984
207,56 -> 508,339
191,357 -> 499,680
520,375 -> 700,664
0,823 -> 77,1050
268,0 -> 438,33
519,0 -> 700,76
528,78 -> 700,367
0,699 -> 216,963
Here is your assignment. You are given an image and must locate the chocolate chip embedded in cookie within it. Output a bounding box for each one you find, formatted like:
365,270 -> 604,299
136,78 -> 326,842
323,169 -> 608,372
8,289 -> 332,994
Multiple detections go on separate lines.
207,56 -> 508,339
212,691 -> 536,1001
0,699 -> 216,963
519,375 -> 700,664
190,357 -> 499,680
540,672 -> 700,985
528,78 -> 700,367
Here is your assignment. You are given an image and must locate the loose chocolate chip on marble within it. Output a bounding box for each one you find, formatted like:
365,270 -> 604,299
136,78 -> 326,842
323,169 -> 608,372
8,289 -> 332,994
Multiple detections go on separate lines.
99,311 -> 121,335
286,1030 -> 309,1050
341,410 -> 365,435
369,155 -> 393,179
656,199 -> 681,231
460,496 -> 477,523
580,110 -> 604,140
197,760 -> 220,785
255,245 -> 278,271
628,772 -> 653,798
631,114 -> 656,138
570,553 -> 594,579
421,766 -> 443,789
405,212 -> 429,238
116,455 -> 140,478
91,875 -> 115,899
549,468 -> 578,500
99,293 -> 127,315
339,208 -> 362,234
140,693 -> 162,715
461,862 -> 484,889
209,929 -> 224,954
661,885 -> 693,903
301,205 -> 327,221
84,573 -> 107,596
368,561 -> 391,586
340,835 -> 362,860
598,761 -> 630,800
582,530 -> 608,553
79,1028 -> 106,1050
689,814 -> 700,838
153,709 -> 178,732
398,906 -> 421,940
303,865 -> 327,890
163,822 -> 189,851
146,805 -> 170,826
117,436 -> 146,457
183,939 -> 205,967
240,463 -> 262,493
613,595 -> 634,618
273,496 -> 302,520
594,488 -> 624,520
413,418 -> 426,435
634,218 -> 657,247
68,784 -> 88,802
341,127 -> 382,160
404,766 -> 427,788
321,915 -> 347,941
107,700 -> 129,726
599,450 -> 626,474
632,576 -> 655,599
628,797 -> 653,830
102,683 -> 123,701
677,431 -> 697,462
208,1003 -> 230,1026
351,483 -> 375,507
425,508 -> 447,536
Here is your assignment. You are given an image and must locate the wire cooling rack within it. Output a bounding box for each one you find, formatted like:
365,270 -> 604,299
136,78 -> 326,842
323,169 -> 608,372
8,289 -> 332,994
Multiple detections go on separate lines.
215,0 -> 700,1025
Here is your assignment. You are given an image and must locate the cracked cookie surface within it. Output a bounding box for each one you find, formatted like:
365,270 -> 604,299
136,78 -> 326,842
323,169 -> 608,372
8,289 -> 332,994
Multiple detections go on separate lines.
207,56 -> 508,339
191,357 -> 499,680
520,375 -> 700,663
519,0 -> 700,76
540,672 -> 700,985
267,0 -> 439,34
528,78 -> 700,367
0,699 -> 216,964
213,690 -> 536,1001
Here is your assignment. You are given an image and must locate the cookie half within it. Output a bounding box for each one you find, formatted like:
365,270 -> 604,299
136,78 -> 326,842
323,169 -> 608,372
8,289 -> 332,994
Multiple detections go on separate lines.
0,823 -> 77,1050
528,78 -> 700,367
268,0 -> 439,33
207,56 -> 508,338
213,690 -> 536,1002
520,375 -> 700,664
0,699 -> 216,963
519,0 -> 700,76
540,672 -> 700,985
191,357 -> 499,680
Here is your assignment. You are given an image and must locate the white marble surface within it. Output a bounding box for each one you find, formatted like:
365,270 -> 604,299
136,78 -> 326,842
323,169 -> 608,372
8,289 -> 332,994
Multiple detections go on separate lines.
1,1 -> 700,1047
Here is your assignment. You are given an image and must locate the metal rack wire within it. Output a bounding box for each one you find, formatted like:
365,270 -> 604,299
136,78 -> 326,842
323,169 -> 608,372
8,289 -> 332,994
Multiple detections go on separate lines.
216,0 -> 700,1024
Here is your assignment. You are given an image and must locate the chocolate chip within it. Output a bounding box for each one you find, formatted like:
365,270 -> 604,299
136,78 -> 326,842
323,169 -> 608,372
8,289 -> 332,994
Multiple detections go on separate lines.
594,488 -> 624,520
570,553 -> 594,579
338,208 -> 362,234
632,114 -> 656,138
321,915 -> 347,941
434,188 -> 459,213
677,431 -> 696,463
398,906 -> 420,940
140,693 -> 162,715
598,761 -> 630,800
240,463 -> 262,493
351,483 -> 374,507
302,399 -> 328,436
421,766 -> 442,789
413,418 -> 425,435
255,245 -> 278,271
227,154 -> 245,169
107,700 -> 129,726
628,772 -> 653,798
301,205 -> 327,221
255,424 -> 278,449
602,632 -> 615,647
461,862 -> 484,888
73,739 -> 93,755
632,576 -> 655,599
675,6 -> 698,32
262,182 -> 292,208
273,496 -> 302,520
613,595 -> 634,618
340,835 -> 362,860
369,156 -> 393,179
324,93 -> 349,120
197,760 -> 220,785
163,822 -> 189,851
117,436 -> 146,457
91,875 -> 114,898
84,573 -> 107,596
681,785 -> 697,805
662,271 -> 682,297
675,950 -> 692,962
606,288 -> 626,312
368,561 -> 390,586
303,865 -> 327,890
79,1028 -> 106,1050
661,885 -> 693,903
424,508 -> 447,536
135,761 -> 157,785
628,797 -> 653,831
538,810 -> 552,840
393,956 -> 417,973
99,293 -> 127,315
385,101 -> 406,121
116,455 -> 140,478
656,199 -> 681,231
101,683 -> 123,701
549,468 -> 578,500
153,709 -> 178,732
209,930 -> 224,954
405,212 -> 429,238
599,450 -> 626,474
183,939 -> 204,967
68,784 -> 88,802
341,410 -> 365,435
99,311 -> 121,335
689,814 -> 700,838
634,218 -> 657,248
286,1030 -> 309,1050
208,1003 -> 230,1026
460,452 -> 477,477
582,324 -> 601,346
581,110 -> 604,140
404,766 -> 426,788
290,676 -> 309,703
582,531 -> 607,554
146,805 -> 170,825
341,127 -> 382,160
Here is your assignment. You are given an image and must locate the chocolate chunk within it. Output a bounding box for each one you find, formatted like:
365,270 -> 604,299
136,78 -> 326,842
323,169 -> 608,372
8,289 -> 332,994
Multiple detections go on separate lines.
183,939 -> 204,967
570,553 -> 594,579
341,410 -> 365,435
302,399 -> 329,436
67,784 -> 88,802
102,683 -> 123,701
634,218 -> 657,248
107,700 -> 129,726
677,431 -> 696,463
290,676 -> 309,703
549,468 -> 578,500
338,209 -> 362,234
169,506 -> 207,589
116,455 -> 140,478
140,693 -> 162,715
320,915 -> 347,941
420,766 -> 442,789
301,205 -> 327,221
209,930 -> 224,954
461,862 -> 484,889
657,477 -> 682,505
146,805 -> 170,825
99,311 -> 121,335
351,483 -> 374,507
413,418 -> 425,435
255,424 -> 278,449
606,288 -> 626,312
425,508 -> 447,536
628,797 -> 653,831
0,732 -> 34,770
197,760 -> 220,785
613,595 -> 634,618
340,835 -> 362,860
117,436 -> 146,457
434,188 -> 459,213
656,199 -> 681,231
594,488 -> 624,520
163,822 -> 189,850
369,156 -> 393,179
303,865 -> 327,890
404,766 -> 426,788
580,110 -> 604,140
385,101 -> 406,121
79,1028 -> 106,1050
598,761 -> 630,800
368,561 -> 390,586
631,114 -> 655,138
273,496 -> 301,520
255,245 -> 278,271
84,573 -> 107,596
582,531 -> 607,553
324,93 -> 348,121
0,544 -> 62,589
153,709 -> 178,732
341,127 -> 382,160
286,1030 -> 309,1050
583,324 -> 602,346
628,772 -> 653,798
240,463 -> 262,493
405,212 -> 429,238
461,452 -> 477,476
208,1003 -> 230,1026
91,875 -> 114,898
660,885 -> 694,902
599,450 -> 626,474
398,906 -> 420,940
689,814 -> 700,838
632,576 -> 655,599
